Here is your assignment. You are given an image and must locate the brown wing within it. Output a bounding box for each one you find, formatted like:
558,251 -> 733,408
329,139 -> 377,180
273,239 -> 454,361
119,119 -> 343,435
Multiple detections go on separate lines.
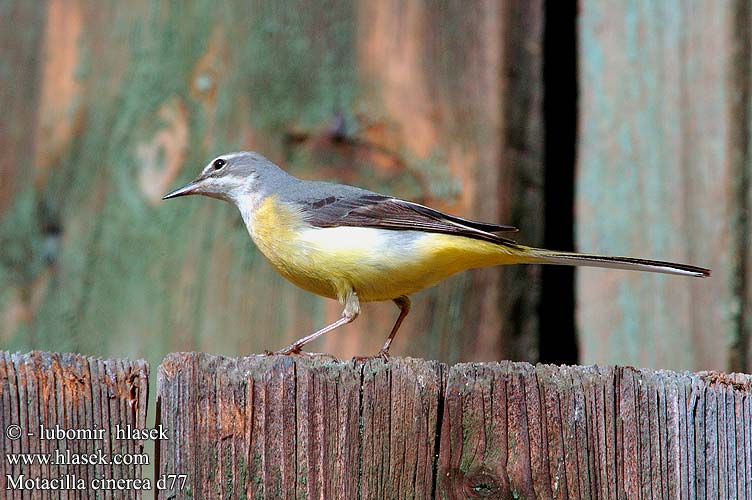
300,193 -> 519,245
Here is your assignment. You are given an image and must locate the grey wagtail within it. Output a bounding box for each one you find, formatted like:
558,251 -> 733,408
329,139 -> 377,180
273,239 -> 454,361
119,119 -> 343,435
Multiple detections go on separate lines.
163,151 -> 711,357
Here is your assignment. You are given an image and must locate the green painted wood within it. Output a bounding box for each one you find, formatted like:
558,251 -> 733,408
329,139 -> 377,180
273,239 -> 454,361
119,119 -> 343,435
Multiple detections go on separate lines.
577,0 -> 747,371
0,1 -> 46,213
0,1 -> 545,369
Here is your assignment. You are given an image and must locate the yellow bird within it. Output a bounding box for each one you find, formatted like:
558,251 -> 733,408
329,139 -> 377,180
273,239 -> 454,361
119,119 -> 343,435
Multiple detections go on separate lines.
163,151 -> 710,357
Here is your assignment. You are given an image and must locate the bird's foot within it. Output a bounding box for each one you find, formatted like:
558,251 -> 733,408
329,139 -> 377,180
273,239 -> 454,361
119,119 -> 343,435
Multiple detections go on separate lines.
350,349 -> 390,364
264,346 -> 300,356
264,348 -> 338,361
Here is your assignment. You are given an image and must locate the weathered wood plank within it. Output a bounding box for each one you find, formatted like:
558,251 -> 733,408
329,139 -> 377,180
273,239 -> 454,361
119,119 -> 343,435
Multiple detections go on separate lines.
0,351 -> 149,499
359,359 -> 444,499
578,0 -> 746,371
295,353 -> 361,498
157,353 -> 752,499
157,353 -> 444,499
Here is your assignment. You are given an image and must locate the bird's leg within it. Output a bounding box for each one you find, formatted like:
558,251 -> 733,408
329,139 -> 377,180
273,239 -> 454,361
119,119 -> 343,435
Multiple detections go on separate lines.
376,296 -> 411,359
271,290 -> 360,356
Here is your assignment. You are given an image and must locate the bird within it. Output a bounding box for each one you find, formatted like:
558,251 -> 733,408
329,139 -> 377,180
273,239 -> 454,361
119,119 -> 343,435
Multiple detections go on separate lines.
163,151 -> 711,358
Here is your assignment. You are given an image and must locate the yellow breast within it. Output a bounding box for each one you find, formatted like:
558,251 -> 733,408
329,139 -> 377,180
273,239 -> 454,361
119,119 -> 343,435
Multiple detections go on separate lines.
246,196 -> 341,300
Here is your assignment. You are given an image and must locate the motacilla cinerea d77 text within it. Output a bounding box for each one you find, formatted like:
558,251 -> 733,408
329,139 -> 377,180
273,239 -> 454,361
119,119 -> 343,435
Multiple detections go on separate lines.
163,151 -> 710,357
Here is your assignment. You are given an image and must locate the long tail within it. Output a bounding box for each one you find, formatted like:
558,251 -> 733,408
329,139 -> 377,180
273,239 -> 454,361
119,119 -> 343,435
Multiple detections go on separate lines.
526,248 -> 711,278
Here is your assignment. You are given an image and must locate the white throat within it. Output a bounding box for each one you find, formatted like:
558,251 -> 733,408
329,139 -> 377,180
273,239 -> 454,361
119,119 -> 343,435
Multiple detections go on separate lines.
234,192 -> 266,238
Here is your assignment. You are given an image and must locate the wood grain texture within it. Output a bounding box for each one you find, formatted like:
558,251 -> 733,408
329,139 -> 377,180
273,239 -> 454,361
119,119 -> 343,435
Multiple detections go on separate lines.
157,353 -> 752,499
156,353 -> 444,499
0,351 -> 149,498
577,0 -> 747,371
0,0 -> 545,371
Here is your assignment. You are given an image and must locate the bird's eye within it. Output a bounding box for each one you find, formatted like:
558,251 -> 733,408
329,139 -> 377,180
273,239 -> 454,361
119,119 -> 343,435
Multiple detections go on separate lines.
212,159 -> 226,170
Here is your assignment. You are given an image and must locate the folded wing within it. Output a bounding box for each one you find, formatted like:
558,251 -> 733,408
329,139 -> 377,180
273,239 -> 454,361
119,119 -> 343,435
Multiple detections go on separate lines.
300,192 -> 519,245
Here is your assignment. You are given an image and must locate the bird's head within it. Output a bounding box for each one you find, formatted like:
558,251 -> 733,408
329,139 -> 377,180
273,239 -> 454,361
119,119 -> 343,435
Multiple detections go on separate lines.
162,151 -> 288,205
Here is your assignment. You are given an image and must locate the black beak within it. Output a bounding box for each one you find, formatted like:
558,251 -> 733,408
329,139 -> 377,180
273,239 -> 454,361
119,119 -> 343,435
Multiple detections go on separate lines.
162,181 -> 200,200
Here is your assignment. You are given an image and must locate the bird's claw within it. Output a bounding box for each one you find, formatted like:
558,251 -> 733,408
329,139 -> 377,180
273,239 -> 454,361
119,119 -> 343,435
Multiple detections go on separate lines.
265,348 -> 338,361
350,355 -> 368,365
264,347 -> 301,356
350,349 -> 390,365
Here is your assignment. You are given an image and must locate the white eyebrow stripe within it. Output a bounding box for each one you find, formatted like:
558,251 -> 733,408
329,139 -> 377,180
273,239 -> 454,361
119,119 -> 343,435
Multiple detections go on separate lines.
220,152 -> 246,161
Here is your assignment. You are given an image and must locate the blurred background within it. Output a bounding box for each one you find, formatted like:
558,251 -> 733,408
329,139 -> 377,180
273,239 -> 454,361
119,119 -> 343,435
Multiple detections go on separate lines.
0,0 -> 748,374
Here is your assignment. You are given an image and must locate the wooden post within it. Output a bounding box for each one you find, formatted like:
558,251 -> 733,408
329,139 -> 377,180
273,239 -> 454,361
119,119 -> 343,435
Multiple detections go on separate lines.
0,351 -> 149,498
157,353 -> 752,499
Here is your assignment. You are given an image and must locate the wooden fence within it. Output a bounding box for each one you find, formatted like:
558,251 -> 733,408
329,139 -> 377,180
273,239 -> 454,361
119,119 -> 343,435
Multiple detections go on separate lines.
0,352 -> 149,499
2,350 -> 751,499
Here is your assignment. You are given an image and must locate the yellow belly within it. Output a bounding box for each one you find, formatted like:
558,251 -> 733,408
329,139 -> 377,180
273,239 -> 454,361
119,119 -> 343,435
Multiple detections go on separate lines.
246,196 -> 529,302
